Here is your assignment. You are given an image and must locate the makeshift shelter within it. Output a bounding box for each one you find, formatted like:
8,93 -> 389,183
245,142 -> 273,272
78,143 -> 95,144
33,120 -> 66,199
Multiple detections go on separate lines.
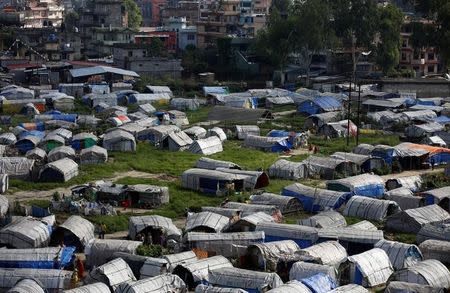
184,126 -> 207,140
298,96 -> 342,115
392,259 -> 450,288
371,144 -> 396,166
393,142 -> 430,170
227,212 -> 274,232
108,115 -> 132,127
116,274 -> 186,293
423,135 -> 447,147
245,240 -> 300,271
160,131 -> 192,152
138,256 -> 169,279
384,188 -> 425,210
327,173 -> 385,198
15,135 -> 42,154
331,152 -> 385,173
385,175 -> 422,192
51,216 -> 95,251
0,133 -> 17,145
223,202 -> 279,218
102,129 -> 136,152
0,194 -> 8,216
419,239 -> 450,265
385,281 -> 444,293
400,109 -> 437,122
207,106 -> 273,123
181,169 -> 246,195
0,217 -> 50,248
185,212 -> 229,233
319,120 -> 357,138
268,159 -> 307,180
300,273 -> 337,293
374,239 -> 422,271
417,223 -> 450,243
289,262 -> 337,283
215,168 -> 269,190
164,251 -> 198,272
25,148 -> 47,162
343,196 -> 401,222
255,222 -> 318,248
405,122 -> 444,138
301,156 -> 358,180
144,125 -> 180,144
265,280 -> 312,293
185,231 -> 264,258
86,258 -> 136,290
171,98 -> 201,111
80,146 -> 108,164
202,206 -> 241,218
235,125 -> 260,140
146,85 -> 173,96
195,284 -> 249,293
6,279 -> 45,293
347,221 -> 378,231
0,246 -> 75,269
64,283 -> 111,293
328,284 -> 368,293
347,248 -> 394,288
203,86 -> 229,97
386,205 -> 450,233
0,157 -> 35,179
195,157 -> 241,170
244,135 -> 291,153
119,122 -> 147,139
47,146 -> 76,162
297,241 -> 347,267
39,158 -> 78,182
85,239 -> 142,267
0,268 -> 71,291
303,112 -> 341,131
299,211 -> 347,228
249,193 -> 303,214
317,228 -> 384,254
189,136 -> 223,155
172,256 -> 233,289
421,186 -> 450,211
282,183 -> 350,212
126,184 -> 169,208
128,215 -> 181,242
206,127 -> 227,141
128,93 -> 171,105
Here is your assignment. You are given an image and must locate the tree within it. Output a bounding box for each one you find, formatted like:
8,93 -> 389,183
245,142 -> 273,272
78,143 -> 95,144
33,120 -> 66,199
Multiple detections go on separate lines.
124,0 -> 142,29
63,11 -> 79,32
270,0 -> 290,17
377,4 -> 404,74
147,38 -> 166,57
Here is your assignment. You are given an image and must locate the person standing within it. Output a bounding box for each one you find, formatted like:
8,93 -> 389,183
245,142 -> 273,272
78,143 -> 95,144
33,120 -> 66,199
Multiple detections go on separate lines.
99,223 -> 106,239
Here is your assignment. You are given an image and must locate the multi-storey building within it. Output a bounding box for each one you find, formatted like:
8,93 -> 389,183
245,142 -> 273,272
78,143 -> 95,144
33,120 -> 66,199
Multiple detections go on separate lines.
23,0 -> 64,28
165,17 -> 197,50
160,0 -> 199,25
136,0 -> 167,26
134,27 -> 177,53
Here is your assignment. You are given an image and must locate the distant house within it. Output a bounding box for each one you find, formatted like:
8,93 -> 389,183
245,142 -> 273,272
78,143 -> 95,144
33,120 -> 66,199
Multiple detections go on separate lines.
298,96 -> 342,115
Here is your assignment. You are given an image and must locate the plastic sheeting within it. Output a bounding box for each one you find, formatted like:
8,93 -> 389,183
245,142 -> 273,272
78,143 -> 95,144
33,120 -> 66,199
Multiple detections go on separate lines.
173,255 -> 232,285
39,158 -> 78,182
419,239 -> 450,265
195,284 -> 249,293
300,273 -> 337,293
128,215 -> 181,241
246,240 -> 300,271
297,241 -> 347,267
6,279 -> 45,293
393,259 -> 450,288
139,257 -> 168,279
385,281 -> 445,293
375,239 -> 423,270
268,159 -> 307,180
102,129 -> 136,152
63,282 -> 111,293
189,136 -> 223,155
343,196 -> 401,222
255,222 -> 318,248
80,146 -> 108,164
0,268 -> 72,291
0,157 -> 34,179
328,284 -> 368,293
47,146 -> 76,163
58,215 -> 95,248
244,135 -> 291,153
348,248 -> 393,287
0,194 -> 8,216
289,262 -> 337,283
85,239 -> 142,267
0,217 -> 50,248
249,193 -> 302,214
327,174 -> 385,198
222,202 -> 278,218
206,127 -> 227,142
299,211 -> 347,228
185,212 -> 229,233
384,188 -> 424,210
195,157 -> 241,170
116,274 -> 186,293
0,246 -> 75,269
235,125 -> 260,140
86,258 -> 136,290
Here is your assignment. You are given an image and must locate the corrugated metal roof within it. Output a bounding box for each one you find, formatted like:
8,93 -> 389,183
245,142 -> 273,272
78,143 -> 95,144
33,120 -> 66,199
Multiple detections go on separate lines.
70,66 -> 139,78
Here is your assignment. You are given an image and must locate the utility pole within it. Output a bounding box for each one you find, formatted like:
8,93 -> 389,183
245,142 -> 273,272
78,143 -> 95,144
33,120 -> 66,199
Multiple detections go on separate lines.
346,81 -> 352,146
356,83 -> 361,145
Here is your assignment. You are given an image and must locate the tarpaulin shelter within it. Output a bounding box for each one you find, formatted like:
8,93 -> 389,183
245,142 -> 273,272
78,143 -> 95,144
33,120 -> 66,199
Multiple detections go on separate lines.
268,159 -> 307,180
249,193 -> 302,214
297,96 -> 342,115
385,175 -> 423,192
328,284 -> 368,293
215,168 -> 269,190
245,240 -> 301,272
299,211 -> 347,228
301,156 -> 359,180
195,157 -> 241,170
171,98 -> 201,111
297,241 -> 347,267
189,136 -> 223,155
331,152 -> 385,173
405,122 -> 444,138
138,256 -> 168,279
399,143 -> 450,166
39,158 -> 78,182
419,239 -> 450,265
185,212 -> 229,233
375,239 -> 422,270
222,202 -> 279,218
80,145 -> 108,164
144,125 -> 180,144
265,280 -> 311,293
289,262 -> 337,284
226,212 -> 274,232
51,216 -> 95,251
86,258 -> 136,290
317,228 -> 384,254
64,282 -> 110,293
181,169 -> 246,195
303,112 -> 341,131
184,126 -> 207,140
385,281 -> 445,293
126,184 -> 169,208
244,135 -> 291,153
0,133 -> 17,146
0,157 -> 35,179
300,273 -> 337,293
343,196 -> 401,222
102,129 -> 136,152
195,284 -> 249,293
202,206 -> 241,218
417,223 -> 450,244
0,194 -> 8,216
384,188 -> 425,210
421,186 -> 450,211
0,268 -> 71,291
319,120 -> 357,138
161,131 -> 193,151
255,222 -> 318,248
85,240 -> 142,268
6,279 -> 45,293
235,125 -> 260,140
127,93 -> 171,105
392,259 -> 450,288
47,146 -> 76,162
15,135 -> 42,154
0,246 -> 75,269
347,248 -> 393,288
163,251 -> 198,272
206,127 -> 227,142
0,217 -> 51,248
128,215 -> 181,242
327,173 -> 385,198
115,274 -> 186,293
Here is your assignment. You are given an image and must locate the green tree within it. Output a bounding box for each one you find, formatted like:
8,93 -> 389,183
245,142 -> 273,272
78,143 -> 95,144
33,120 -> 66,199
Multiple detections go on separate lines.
270,0 -> 290,17
377,4 -> 404,74
124,0 -> 142,29
147,38 -> 166,57
181,45 -> 208,75
63,11 -> 79,32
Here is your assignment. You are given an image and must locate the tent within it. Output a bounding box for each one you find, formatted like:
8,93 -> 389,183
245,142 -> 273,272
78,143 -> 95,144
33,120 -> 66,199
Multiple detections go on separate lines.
138,257 -> 169,279
195,284 -> 249,293
0,268 -> 71,291
255,222 -> 318,248
64,282 -> 110,293
15,135 -> 42,154
0,194 -> 8,216
297,96 -> 342,115
282,183 -> 350,212
85,239 -> 142,268
268,159 -> 307,180
215,168 -> 269,190
171,98 -> 201,111
6,279 -> 45,293
207,267 -> 283,292
300,273 -> 337,293
0,157 -> 35,179
127,93 -> 171,105
189,136 -> 223,155
80,146 -> 108,164
375,239 -> 422,270
235,125 -> 260,140
181,169 -> 246,195
405,122 -> 444,138
393,143 -> 431,169
222,202 -> 279,218
126,184 -> 169,208
51,216 -> 95,251
0,246 -> 75,269
185,231 -> 264,258
328,284 -> 368,293
392,259 -> 450,288
245,240 -> 300,271
319,120 -> 357,138
0,217 -> 50,248
202,206 -> 241,218
385,205 -> 450,233
86,258 -> 136,290
265,280 -> 312,293
327,173 -> 385,198
244,135 -> 291,153
385,281 -> 445,293
47,146 -> 76,162
297,241 -> 347,267
421,186 -> 450,211
185,212 -> 229,233
195,157 -> 241,170
116,274 -> 186,293
226,212 -> 274,232
331,152 -> 385,173
347,248 -> 394,288
0,133 -> 17,145
119,122 -> 147,139
172,256 -> 233,289
385,175 -> 423,192
384,188 -> 425,210
289,262 -> 337,283
343,196 -> 401,222
184,126 -> 207,140
47,128 -> 72,143
419,240 -> 450,265
163,251 -> 198,272
108,115 -> 132,127
162,131 -> 193,151
103,129 -> 136,152
371,144 -> 396,166
299,211 -> 346,228
128,215 -> 181,242
39,158 -> 78,182
303,112 -> 340,131
347,221 -> 378,231
109,252 -> 149,279
417,223 -> 450,243
249,193 -> 303,214
301,156 -> 359,180
317,228 -> 384,254
206,127 -> 227,141
25,148 -> 47,162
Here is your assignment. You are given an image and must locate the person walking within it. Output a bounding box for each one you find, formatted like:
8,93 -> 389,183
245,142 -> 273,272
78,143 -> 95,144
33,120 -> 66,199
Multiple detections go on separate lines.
99,223 -> 106,239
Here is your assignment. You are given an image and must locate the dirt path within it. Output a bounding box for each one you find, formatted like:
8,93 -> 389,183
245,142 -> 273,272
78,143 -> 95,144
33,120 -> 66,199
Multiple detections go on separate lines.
6,170 -> 178,202
380,168 -> 443,180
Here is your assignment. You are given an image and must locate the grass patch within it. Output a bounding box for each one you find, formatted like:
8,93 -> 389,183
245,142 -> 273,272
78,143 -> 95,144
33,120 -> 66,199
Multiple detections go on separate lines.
86,214 -> 129,234
186,106 -> 212,124
25,199 -> 51,208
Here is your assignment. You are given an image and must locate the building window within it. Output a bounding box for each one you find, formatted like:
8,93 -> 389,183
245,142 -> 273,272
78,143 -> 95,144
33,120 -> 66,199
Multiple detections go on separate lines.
401,53 -> 407,61
428,65 -> 435,73
187,34 -> 195,40
401,39 -> 407,48
428,52 -> 434,60
128,51 -> 133,57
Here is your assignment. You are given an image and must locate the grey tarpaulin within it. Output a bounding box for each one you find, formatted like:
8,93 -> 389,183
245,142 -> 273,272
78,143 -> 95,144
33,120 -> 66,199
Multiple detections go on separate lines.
195,284 -> 249,293
223,202 -> 278,217
246,240 -> 300,271
0,217 -> 50,248
184,126 -> 207,140
0,268 -> 72,291
227,212 -> 274,232
235,125 -> 260,140
0,194 -> 8,216
347,248 -> 394,287
115,274 -> 186,293
102,129 -> 136,152
268,159 -> 307,180
39,158 -> 78,182
85,239 -> 142,267
318,227 -> 384,245
343,196 -> 401,222
385,205 -> 450,233
297,241 -> 347,267
201,206 -> 241,218
385,281 -> 444,293
265,280 -> 311,293
289,261 -> 337,283
249,193 -> 302,214
392,259 -> 450,288
375,239 -> 423,270
195,157 -> 241,170
80,146 -> 108,164
189,136 -> 223,155
419,239 -> 450,265
6,279 -> 45,293
47,146 -> 76,163
63,282 -> 110,293
128,215 -> 181,241
417,223 -> 450,243
328,284 -> 368,293
57,215 -> 95,247
299,211 -> 347,228
206,127 -> 227,142
384,188 -> 424,210
185,212 -> 230,233
86,258 -> 136,290
163,251 -> 198,272
139,257 -> 168,279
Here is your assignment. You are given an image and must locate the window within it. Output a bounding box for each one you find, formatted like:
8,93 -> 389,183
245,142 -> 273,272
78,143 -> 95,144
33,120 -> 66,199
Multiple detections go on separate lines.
128,51 -> 133,57
428,65 -> 435,73
187,34 -> 195,40
401,53 -> 407,61
401,39 -> 407,48
143,50 -> 147,57
428,52 -> 434,60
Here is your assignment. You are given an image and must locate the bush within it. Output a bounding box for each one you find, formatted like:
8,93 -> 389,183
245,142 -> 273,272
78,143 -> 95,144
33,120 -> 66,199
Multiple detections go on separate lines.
136,244 -> 169,257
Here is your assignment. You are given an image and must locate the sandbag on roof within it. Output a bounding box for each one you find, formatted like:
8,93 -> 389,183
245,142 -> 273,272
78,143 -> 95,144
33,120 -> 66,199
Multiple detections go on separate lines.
299,211 -> 346,228
255,222 -> 318,248
128,215 -> 181,241
6,279 -> 45,293
115,274 -> 186,293
297,241 -> 347,267
0,217 -> 50,248
185,212 -> 230,233
419,239 -> 450,265
385,281 -> 444,293
249,193 -> 302,214
63,282 -> 111,293
392,259 -> 450,288
208,267 -> 283,292
39,158 -> 78,182
0,268 -> 71,291
327,173 -> 385,198
85,239 -> 142,267
375,239 -> 423,270
386,205 -> 450,233
189,136 -> 223,155
268,159 -> 307,180
343,196 -> 401,222
86,258 -> 136,290
53,215 -> 95,249
195,157 -> 241,170
206,127 -> 227,142
347,248 -> 394,287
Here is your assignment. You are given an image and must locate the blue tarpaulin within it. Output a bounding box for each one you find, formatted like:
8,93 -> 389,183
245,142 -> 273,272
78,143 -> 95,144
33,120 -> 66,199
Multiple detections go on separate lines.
281,186 -> 350,212
0,246 -> 75,269
301,273 -> 337,293
298,96 -> 342,115
434,116 -> 450,125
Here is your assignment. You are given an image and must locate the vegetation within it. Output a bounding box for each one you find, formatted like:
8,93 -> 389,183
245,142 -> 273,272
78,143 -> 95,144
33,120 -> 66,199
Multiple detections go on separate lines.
123,0 -> 142,29
136,244 -> 170,257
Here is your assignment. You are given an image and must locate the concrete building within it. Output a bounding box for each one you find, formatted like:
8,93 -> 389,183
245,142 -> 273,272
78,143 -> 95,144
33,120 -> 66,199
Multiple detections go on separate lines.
165,17 -> 197,50
134,27 -> 177,53
89,27 -> 135,57
23,0 -> 64,28
161,1 -> 199,26
137,0 -> 167,26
